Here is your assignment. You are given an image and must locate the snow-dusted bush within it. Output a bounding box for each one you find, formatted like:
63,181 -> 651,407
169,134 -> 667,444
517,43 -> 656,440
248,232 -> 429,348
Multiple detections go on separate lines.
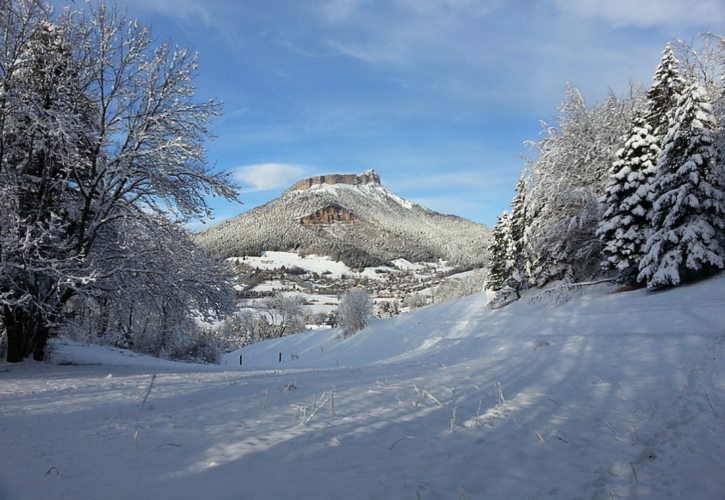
260,295 -> 306,338
377,300 -> 400,318
165,327 -> 222,364
338,289 -> 372,336
405,292 -> 429,310
434,270 -> 486,304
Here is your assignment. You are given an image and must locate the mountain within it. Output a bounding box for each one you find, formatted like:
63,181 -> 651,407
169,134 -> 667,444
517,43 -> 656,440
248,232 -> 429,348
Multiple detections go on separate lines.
196,170 -> 490,268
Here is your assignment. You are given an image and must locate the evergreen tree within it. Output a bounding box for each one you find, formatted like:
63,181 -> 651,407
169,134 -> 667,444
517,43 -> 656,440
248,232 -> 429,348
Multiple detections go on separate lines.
485,211 -> 512,291
506,175 -> 528,294
646,43 -> 685,141
638,81 -> 725,288
596,114 -> 659,283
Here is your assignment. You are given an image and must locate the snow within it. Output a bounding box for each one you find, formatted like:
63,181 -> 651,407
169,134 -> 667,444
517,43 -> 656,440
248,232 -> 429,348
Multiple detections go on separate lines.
306,182 -> 417,210
233,251 -> 353,278
391,257 -> 424,270
234,252 -> 447,283
2,276 -> 725,499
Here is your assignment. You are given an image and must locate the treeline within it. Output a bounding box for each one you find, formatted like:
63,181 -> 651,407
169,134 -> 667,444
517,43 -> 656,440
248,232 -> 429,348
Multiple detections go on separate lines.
487,38 -> 725,301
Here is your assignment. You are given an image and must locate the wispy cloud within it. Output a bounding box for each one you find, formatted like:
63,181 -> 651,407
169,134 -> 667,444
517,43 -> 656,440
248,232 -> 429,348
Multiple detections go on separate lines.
306,0 -> 722,118
318,0 -> 495,65
121,0 -> 216,26
391,169 -> 515,193
410,195 -> 494,223
552,0 -> 724,28
231,163 -> 308,192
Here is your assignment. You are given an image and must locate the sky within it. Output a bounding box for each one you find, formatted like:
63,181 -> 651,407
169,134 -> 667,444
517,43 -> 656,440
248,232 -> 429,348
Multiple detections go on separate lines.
104,0 -> 722,229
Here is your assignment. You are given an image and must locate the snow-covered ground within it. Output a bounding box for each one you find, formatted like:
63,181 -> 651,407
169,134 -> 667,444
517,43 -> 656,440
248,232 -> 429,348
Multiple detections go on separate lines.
233,251 -> 357,279
2,276 -> 724,499
232,251 -> 451,280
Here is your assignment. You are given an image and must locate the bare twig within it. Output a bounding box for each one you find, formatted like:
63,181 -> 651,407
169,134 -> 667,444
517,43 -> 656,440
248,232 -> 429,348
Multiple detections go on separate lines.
630,462 -> 638,482
140,373 -> 157,406
705,392 -> 719,419
156,443 -> 183,449
551,430 -> 568,443
389,436 -> 416,450
413,384 -> 443,407
450,400 -> 458,432
602,420 -> 618,437
299,392 -> 331,425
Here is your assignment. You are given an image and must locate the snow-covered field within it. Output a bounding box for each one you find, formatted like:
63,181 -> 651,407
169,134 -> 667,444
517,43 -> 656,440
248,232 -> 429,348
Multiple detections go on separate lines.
231,251 -> 452,280
2,276 -> 724,499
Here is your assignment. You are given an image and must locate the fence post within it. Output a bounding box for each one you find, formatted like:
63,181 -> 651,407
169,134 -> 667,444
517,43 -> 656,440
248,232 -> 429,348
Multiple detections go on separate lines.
279,352 -> 282,363
239,354 -> 243,366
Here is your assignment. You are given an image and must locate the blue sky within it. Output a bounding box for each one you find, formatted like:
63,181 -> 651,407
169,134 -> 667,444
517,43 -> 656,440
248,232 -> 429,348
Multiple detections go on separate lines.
111,0 -> 722,228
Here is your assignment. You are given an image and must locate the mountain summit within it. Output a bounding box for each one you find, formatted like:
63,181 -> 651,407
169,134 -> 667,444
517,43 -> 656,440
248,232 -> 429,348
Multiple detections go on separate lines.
197,171 -> 490,268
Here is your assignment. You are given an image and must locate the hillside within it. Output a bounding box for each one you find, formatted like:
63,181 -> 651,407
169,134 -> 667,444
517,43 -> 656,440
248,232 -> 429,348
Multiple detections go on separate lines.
1,276 -> 724,499
196,170 -> 490,268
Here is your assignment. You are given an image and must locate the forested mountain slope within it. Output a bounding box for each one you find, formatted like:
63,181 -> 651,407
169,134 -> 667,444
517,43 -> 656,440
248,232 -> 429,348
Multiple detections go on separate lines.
197,171 -> 490,268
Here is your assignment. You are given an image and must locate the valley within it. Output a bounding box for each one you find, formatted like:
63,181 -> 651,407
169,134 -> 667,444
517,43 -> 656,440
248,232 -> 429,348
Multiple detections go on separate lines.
229,250 -> 485,325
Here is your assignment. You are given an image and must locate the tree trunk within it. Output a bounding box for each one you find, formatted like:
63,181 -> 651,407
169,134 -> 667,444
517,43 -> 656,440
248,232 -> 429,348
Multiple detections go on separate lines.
31,322 -> 50,361
2,306 -> 51,362
3,307 -> 24,363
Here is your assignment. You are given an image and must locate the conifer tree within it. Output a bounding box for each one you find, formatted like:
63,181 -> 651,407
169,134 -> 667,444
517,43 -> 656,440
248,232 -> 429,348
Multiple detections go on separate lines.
506,176 -> 528,294
638,81 -> 725,288
596,114 -> 659,283
647,43 -> 685,141
485,211 -> 512,291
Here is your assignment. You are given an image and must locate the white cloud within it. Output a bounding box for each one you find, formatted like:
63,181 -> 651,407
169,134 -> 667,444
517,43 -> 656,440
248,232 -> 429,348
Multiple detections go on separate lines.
122,0 -> 216,25
231,163 -> 308,192
391,170 -> 515,192
553,0 -> 724,28
409,195 -> 490,222
320,0 -> 365,23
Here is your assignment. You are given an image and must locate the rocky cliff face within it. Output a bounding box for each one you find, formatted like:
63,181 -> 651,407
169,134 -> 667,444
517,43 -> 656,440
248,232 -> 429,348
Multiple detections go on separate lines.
290,170 -> 380,192
301,205 -> 358,225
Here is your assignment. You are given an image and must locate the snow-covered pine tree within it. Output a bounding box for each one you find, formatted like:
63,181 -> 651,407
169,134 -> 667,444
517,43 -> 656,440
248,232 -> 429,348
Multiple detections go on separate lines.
638,80 -> 725,288
713,37 -> 725,199
485,211 -> 512,291
647,43 -> 685,141
507,175 -> 528,294
596,114 -> 659,283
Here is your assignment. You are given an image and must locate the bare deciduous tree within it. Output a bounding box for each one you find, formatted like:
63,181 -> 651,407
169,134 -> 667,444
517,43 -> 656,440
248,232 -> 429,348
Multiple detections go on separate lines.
338,288 -> 372,337
0,0 -> 237,362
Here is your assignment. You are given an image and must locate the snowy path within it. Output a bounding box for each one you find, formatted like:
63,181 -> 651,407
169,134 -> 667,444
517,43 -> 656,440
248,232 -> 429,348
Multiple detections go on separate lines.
1,277 -> 724,499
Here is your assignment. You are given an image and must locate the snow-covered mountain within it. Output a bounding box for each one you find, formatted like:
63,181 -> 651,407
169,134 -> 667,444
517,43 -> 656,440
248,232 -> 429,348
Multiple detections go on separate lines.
196,170 -> 490,268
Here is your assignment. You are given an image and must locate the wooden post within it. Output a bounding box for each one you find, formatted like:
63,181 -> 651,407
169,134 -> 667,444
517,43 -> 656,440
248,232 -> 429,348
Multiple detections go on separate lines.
239,355 -> 243,366
278,352 -> 282,363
